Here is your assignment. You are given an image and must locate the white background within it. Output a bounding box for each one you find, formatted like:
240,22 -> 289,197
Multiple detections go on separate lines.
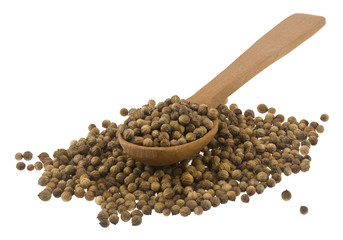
0,0 -> 342,239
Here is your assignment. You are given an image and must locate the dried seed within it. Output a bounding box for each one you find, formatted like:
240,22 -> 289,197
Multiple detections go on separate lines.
300,206 -> 308,215
257,104 -> 268,113
120,108 -> 129,116
23,151 -> 33,161
281,190 -> 292,201
320,114 -> 329,122
15,153 -> 23,160
16,162 -> 26,171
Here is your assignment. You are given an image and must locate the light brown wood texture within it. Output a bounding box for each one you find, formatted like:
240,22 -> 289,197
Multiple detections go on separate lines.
188,13 -> 326,108
119,13 -> 325,166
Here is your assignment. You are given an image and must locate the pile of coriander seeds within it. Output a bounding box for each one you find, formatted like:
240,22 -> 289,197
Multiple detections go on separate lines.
119,95 -> 218,147
18,95 -> 328,227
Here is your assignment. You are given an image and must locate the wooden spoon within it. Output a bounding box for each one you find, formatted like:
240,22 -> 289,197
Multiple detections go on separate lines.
118,13 -> 325,166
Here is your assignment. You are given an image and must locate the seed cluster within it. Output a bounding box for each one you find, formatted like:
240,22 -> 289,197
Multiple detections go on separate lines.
119,96 -> 218,147
19,98 -> 328,227
15,151 -> 43,171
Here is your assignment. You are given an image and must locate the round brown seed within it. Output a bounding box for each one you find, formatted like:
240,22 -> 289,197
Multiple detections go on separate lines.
257,104 -> 268,113
15,153 -> 23,160
38,190 -> 52,201
300,206 -> 308,215
131,215 -> 142,226
180,206 -> 191,217
34,161 -> 43,170
23,151 -> 33,161
241,194 -> 250,203
109,214 -> 119,225
16,162 -> 26,171
120,108 -> 129,116
281,190 -> 292,201
27,164 -> 34,171
320,114 -> 329,122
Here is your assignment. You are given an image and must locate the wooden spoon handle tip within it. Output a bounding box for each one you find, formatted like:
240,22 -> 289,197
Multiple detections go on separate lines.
188,13 -> 325,108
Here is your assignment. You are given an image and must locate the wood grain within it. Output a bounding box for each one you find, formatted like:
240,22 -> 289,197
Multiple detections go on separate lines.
119,13 -> 325,166
187,13 -> 325,108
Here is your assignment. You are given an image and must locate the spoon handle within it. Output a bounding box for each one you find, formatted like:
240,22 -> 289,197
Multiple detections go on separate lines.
187,13 -> 325,108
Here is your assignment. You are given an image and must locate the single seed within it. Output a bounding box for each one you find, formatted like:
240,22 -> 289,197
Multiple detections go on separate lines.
16,162 -> 26,171
257,104 -> 268,113
109,214 -> 119,225
34,161 -> 43,170
180,206 -> 191,217
320,114 -> 329,122
194,206 -> 203,215
15,153 -> 22,160
300,206 -> 308,215
23,151 -> 33,161
131,215 -> 142,226
121,210 -> 131,222
316,125 -> 324,133
300,145 -> 310,155
120,108 -> 129,116
102,120 -> 111,128
241,194 -> 250,203
38,190 -> 52,201
61,191 -> 72,202
99,220 -> 110,228
281,190 -> 292,201
27,164 -> 34,171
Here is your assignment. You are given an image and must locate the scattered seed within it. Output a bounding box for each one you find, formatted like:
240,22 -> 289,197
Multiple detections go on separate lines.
300,206 -> 308,215
320,114 -> 329,122
16,162 -> 26,171
15,153 -> 23,160
120,108 -> 129,116
281,190 -> 292,201
23,151 -> 33,161
257,104 -> 268,113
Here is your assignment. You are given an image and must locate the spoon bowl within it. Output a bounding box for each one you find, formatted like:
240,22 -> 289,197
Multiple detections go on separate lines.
118,119 -> 218,166
118,13 -> 325,166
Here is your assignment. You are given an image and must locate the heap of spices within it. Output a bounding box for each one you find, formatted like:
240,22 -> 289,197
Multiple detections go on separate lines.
17,97 -> 327,227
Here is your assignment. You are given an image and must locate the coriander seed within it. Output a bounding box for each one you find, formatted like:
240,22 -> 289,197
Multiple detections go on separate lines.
38,190 -> 52,201
23,151 -> 33,161
241,194 -> 249,203
34,161 -> 43,170
120,108 -> 129,116
300,206 -> 308,215
109,214 -> 119,225
281,190 -> 292,201
194,206 -> 203,215
320,113 -> 329,122
257,104 -> 268,113
16,162 -> 26,171
121,210 -> 131,222
27,164 -> 34,171
61,191 -> 72,202
15,153 -> 22,160
131,215 -> 142,226
316,125 -> 324,133
180,206 -> 191,217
